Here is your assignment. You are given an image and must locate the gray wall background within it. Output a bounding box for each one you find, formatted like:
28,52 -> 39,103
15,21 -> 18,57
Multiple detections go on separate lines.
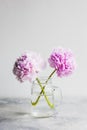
0,0 -> 87,97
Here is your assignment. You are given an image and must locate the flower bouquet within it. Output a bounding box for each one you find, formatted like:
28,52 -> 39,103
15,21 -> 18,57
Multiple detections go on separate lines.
13,47 -> 76,117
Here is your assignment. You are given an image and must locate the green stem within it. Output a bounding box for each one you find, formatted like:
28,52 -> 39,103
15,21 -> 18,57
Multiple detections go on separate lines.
45,69 -> 57,84
31,69 -> 56,108
37,78 -> 54,108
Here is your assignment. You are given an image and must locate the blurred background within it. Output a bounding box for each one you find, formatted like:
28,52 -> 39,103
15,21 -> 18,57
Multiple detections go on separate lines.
0,0 -> 87,98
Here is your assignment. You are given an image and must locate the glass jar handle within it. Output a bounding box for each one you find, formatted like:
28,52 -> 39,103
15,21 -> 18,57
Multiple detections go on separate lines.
53,86 -> 63,108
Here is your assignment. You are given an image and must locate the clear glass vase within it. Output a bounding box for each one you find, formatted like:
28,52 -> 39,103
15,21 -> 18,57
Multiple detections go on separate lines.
30,77 -> 62,118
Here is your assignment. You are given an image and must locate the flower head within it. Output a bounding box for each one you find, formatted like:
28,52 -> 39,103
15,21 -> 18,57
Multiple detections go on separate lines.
13,52 -> 46,82
48,47 -> 76,77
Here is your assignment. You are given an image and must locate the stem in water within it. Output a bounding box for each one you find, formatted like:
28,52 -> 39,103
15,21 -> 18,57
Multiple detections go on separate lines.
31,69 -> 56,108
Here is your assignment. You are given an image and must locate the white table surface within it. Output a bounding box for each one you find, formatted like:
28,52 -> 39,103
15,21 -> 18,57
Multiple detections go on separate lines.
0,97 -> 87,130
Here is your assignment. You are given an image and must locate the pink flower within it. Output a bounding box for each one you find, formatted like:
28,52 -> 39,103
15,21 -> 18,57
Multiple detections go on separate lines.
48,47 -> 76,77
13,52 -> 46,82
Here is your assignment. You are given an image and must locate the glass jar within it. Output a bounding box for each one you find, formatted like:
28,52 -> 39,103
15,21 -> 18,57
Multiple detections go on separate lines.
30,77 -> 62,118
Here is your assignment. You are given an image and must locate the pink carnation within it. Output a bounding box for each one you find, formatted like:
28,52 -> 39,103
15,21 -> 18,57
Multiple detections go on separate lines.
48,47 -> 76,77
13,52 -> 46,82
